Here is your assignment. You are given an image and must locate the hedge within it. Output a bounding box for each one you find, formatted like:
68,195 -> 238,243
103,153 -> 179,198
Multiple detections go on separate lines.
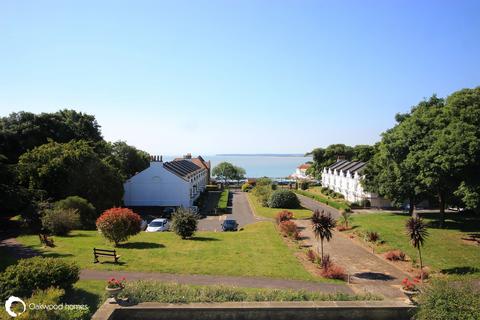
294,190 -> 351,212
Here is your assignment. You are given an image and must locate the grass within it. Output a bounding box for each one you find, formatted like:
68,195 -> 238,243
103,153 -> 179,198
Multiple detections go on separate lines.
246,193 -> 313,219
347,211 -> 480,278
64,280 -> 106,317
294,188 -> 351,211
217,189 -> 229,209
122,280 -> 381,303
0,246 -> 19,272
16,222 -> 318,281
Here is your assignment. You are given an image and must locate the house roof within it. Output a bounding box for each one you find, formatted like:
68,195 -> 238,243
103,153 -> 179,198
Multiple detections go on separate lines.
298,163 -> 312,170
174,155 -> 210,170
326,159 -> 366,174
164,160 -> 204,179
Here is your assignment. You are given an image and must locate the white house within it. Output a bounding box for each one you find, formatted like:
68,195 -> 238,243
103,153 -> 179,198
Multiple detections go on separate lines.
291,163 -> 313,180
321,159 -> 390,207
123,154 -> 209,208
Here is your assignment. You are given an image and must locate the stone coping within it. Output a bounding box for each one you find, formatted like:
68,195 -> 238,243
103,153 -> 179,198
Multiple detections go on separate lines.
93,300 -> 414,320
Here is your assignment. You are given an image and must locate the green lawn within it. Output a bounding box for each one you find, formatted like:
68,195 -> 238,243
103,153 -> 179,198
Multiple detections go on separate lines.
16,222 -> 317,281
246,193 -> 313,219
348,212 -> 480,278
218,189 -> 229,209
294,188 -> 351,211
65,280 -> 105,317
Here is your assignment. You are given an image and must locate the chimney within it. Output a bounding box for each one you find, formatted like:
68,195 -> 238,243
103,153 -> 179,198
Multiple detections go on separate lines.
184,153 -> 192,160
336,155 -> 346,161
150,155 -> 163,163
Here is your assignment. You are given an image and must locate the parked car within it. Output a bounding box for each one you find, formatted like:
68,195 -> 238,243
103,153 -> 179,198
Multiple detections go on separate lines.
190,206 -> 199,214
146,218 -> 170,232
162,207 -> 176,219
221,219 -> 238,231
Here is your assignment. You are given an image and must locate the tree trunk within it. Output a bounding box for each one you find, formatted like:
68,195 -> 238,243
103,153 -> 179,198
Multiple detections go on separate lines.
409,198 -> 416,217
320,238 -> 324,261
418,247 -> 423,281
438,191 -> 446,228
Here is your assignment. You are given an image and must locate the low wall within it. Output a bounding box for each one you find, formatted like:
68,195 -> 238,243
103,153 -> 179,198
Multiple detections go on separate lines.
92,301 -> 414,320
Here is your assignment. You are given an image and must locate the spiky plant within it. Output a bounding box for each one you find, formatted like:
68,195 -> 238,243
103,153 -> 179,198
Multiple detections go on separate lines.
311,209 -> 336,262
340,210 -> 351,228
405,217 -> 429,280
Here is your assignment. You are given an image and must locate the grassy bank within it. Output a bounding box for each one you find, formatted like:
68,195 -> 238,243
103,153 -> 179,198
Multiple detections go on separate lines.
217,189 -> 229,209
246,193 -> 313,219
17,222 -> 318,281
348,212 -> 480,278
294,189 -> 351,211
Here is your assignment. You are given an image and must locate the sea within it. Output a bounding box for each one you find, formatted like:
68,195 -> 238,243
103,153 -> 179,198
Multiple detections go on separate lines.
163,155 -> 313,178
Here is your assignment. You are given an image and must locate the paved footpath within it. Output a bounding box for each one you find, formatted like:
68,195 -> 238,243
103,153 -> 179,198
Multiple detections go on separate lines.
296,194 -> 409,299
80,269 -> 354,294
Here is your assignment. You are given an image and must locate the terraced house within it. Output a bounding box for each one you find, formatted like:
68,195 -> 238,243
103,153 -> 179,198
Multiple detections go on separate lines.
123,154 -> 209,208
321,159 -> 390,207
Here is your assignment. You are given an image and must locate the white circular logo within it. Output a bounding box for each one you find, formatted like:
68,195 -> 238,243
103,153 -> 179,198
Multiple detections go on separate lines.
5,296 -> 26,317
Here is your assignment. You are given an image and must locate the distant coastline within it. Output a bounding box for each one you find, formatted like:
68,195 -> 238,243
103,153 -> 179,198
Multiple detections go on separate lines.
215,154 -> 309,157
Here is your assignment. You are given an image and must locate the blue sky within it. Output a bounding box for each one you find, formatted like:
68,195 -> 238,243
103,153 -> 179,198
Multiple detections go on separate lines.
0,1 -> 479,155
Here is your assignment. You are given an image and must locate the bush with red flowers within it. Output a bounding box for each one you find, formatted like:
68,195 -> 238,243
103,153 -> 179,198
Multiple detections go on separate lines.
107,277 -> 126,289
321,263 -> 346,280
275,210 -> 294,224
402,277 -> 420,292
96,207 -> 142,246
385,250 -> 406,261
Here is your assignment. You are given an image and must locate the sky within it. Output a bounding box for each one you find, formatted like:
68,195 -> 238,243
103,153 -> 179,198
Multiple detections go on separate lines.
0,0 -> 479,156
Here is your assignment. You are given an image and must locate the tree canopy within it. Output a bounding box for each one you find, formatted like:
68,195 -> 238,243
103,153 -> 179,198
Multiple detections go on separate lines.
212,162 -> 246,183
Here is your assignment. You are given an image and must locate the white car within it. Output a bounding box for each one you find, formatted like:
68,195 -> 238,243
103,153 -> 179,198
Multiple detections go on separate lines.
146,218 -> 169,232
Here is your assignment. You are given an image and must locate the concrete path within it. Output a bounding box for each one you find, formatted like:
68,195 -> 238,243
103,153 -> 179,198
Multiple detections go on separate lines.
80,269 -> 354,294
198,191 -> 265,231
295,194 -> 409,299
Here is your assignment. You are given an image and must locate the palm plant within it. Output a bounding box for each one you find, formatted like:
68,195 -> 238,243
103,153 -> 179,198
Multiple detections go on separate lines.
405,217 -> 429,280
340,210 -> 351,228
311,209 -> 336,261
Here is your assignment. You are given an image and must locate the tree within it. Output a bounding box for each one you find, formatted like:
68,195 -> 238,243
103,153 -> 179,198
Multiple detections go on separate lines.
0,109 -> 102,163
96,207 -> 142,246
101,141 -> 150,180
311,209 -> 336,261
212,162 -> 245,185
171,208 -> 198,239
17,140 -> 123,213
405,217 -> 428,280
54,196 -> 97,229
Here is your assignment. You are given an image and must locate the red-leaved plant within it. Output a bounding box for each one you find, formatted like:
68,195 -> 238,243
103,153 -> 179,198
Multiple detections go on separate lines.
279,220 -> 299,239
96,207 -> 142,246
275,210 -> 294,224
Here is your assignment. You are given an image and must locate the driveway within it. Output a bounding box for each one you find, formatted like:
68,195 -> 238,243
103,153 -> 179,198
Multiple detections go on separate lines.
297,193 -> 340,219
197,191 -> 263,231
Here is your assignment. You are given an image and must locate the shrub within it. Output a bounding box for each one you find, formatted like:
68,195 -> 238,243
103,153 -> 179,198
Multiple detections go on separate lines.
414,268 -> 429,280
306,249 -> 317,262
41,208 -> 81,236
121,280 -> 380,304
268,190 -> 300,208
96,207 -> 142,246
252,185 -> 273,207
0,257 -> 79,301
11,287 -> 90,320
54,196 -> 97,229
275,210 -> 293,224
299,181 -> 309,190
385,250 -> 406,261
415,280 -> 480,320
241,183 -> 252,192
171,208 -> 198,239
320,254 -> 332,270
279,220 -> 299,239
256,177 -> 272,186
271,183 -> 278,191
366,231 -> 380,243
321,264 -> 346,280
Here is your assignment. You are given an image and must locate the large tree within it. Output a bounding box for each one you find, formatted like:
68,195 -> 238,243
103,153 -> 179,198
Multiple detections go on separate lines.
212,162 -> 246,184
101,141 -> 150,180
0,109 -> 102,163
17,140 -> 123,213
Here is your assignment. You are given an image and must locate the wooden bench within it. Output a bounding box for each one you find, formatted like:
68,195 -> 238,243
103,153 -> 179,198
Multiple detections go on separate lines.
38,233 -> 55,247
93,248 -> 121,263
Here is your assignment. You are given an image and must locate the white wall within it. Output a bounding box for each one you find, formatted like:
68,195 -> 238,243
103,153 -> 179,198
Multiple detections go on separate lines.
124,162 -> 191,207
